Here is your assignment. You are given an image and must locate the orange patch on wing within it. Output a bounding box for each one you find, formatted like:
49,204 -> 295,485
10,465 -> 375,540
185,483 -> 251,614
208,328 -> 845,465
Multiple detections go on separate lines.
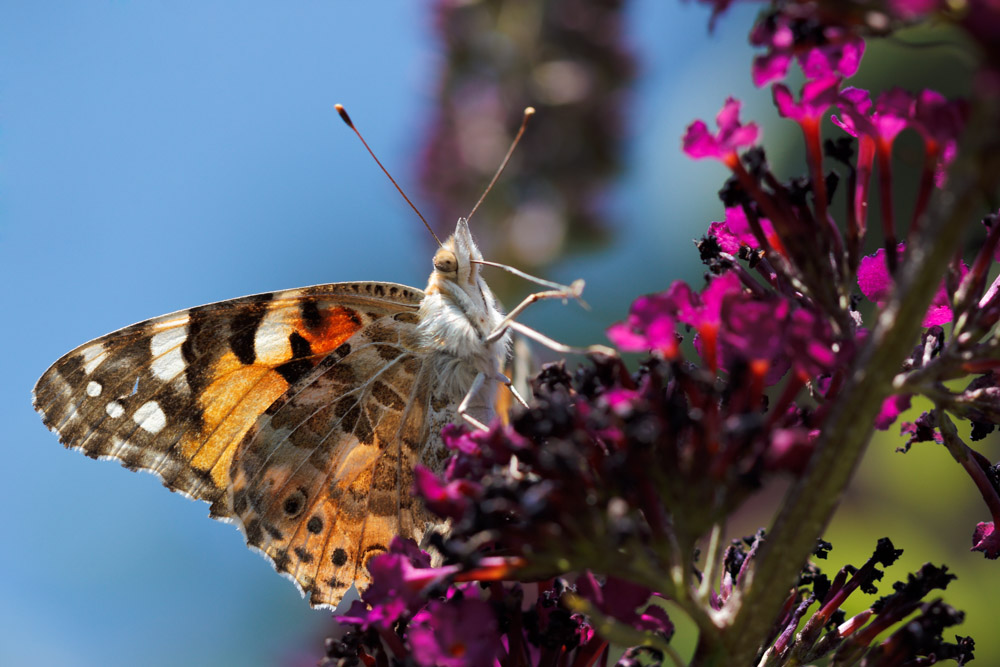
298,307 -> 363,357
175,307 -> 363,491
180,351 -> 290,489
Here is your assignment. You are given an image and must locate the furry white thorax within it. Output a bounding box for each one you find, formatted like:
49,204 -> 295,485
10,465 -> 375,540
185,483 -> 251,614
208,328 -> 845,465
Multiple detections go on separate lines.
417,218 -> 511,423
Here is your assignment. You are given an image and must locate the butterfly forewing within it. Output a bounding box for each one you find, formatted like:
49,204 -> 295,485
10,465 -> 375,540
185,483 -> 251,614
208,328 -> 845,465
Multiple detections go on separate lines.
33,282 -> 423,521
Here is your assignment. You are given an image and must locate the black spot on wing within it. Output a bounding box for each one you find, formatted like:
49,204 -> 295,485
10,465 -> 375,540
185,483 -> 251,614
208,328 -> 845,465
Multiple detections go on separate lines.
232,488 -> 249,515
244,518 -> 263,545
375,344 -> 399,361
275,359 -> 312,384
154,382 -> 203,434
331,548 -> 348,566
275,332 -> 315,384
300,299 -> 323,330
273,548 -> 291,573
294,546 -> 314,564
181,307 -> 211,393
372,380 -> 405,409
57,352 -> 85,385
355,408 -> 374,445
288,331 -> 312,358
283,488 -> 307,518
228,300 -> 271,365
335,400 -> 360,434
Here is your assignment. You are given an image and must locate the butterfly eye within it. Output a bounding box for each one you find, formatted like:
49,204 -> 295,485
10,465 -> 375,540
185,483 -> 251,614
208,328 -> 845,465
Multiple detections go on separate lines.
433,249 -> 458,274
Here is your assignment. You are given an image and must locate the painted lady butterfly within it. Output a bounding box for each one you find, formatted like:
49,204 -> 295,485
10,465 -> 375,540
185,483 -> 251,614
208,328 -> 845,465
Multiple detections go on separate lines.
33,106 -> 598,609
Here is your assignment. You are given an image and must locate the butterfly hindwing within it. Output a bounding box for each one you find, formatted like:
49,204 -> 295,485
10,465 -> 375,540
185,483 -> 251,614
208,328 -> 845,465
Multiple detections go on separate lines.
33,282 -> 424,520
230,308 -> 453,607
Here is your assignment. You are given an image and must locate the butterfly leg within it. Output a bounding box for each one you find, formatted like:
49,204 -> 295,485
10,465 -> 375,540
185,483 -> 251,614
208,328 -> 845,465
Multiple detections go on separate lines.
484,283 -> 616,357
458,371 -> 490,431
486,281 -> 585,344
503,320 -> 615,356
497,372 -> 529,409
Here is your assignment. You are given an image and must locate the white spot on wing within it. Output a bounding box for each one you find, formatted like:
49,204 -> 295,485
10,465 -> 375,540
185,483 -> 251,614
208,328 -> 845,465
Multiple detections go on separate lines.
254,309 -> 293,365
133,400 -> 167,434
80,344 -> 108,375
106,400 -> 125,418
86,381 -> 102,397
150,327 -> 188,382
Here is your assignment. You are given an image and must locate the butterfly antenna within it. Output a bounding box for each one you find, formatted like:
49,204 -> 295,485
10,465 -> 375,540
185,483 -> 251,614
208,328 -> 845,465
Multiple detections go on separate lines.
466,106 -> 535,223
335,104 -> 442,247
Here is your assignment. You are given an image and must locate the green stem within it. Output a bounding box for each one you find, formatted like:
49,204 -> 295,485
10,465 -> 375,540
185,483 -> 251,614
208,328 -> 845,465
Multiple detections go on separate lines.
716,93 -> 1000,666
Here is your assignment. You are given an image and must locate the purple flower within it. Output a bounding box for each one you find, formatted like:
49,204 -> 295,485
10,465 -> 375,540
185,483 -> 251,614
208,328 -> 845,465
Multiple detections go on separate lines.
607,287 -> 683,357
799,33 -> 864,80
830,87 -> 874,138
681,272 -> 744,373
601,386 -> 644,416
858,245 -> 967,326
772,75 -> 841,123
910,89 -> 968,187
750,16 -> 795,86
833,87 -> 912,147
440,421 -> 530,480
972,521 -> 1000,559
336,598 -> 394,632
441,421 -> 488,456
900,412 -> 945,450
635,603 -> 674,637
413,464 -> 478,521
718,296 -> 792,384
683,98 -> 760,166
357,538 -> 449,627
876,394 -> 913,431
575,571 -> 654,629
750,12 -> 864,86
765,426 -> 818,474
711,206 -> 779,253
409,595 -> 500,667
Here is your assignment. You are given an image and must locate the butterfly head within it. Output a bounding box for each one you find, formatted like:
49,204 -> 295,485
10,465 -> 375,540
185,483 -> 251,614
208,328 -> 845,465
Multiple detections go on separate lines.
429,217 -> 486,295
422,217 -> 507,360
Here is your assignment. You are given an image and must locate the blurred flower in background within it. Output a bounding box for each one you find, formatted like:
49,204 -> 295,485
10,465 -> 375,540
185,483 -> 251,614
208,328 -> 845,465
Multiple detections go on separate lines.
418,0 -> 635,286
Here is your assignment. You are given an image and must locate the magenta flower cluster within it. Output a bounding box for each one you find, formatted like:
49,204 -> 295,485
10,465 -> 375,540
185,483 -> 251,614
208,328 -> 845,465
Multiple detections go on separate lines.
321,2 -> 1000,665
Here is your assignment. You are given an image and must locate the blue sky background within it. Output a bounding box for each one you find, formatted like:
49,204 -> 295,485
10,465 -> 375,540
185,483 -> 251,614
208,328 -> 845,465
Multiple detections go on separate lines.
8,2 -> 974,666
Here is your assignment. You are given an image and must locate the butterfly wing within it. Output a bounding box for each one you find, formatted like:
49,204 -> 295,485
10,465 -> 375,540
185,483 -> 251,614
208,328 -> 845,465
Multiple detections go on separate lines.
230,311 -> 453,608
33,282 -> 424,522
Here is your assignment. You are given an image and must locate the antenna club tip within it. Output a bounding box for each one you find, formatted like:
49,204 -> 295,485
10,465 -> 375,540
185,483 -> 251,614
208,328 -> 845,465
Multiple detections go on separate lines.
523,106 -> 536,116
335,104 -> 354,128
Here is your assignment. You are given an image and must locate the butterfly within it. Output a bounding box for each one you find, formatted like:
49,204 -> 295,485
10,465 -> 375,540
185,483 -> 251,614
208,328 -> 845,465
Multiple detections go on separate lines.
31,105 -> 609,610
33,214 -> 525,608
